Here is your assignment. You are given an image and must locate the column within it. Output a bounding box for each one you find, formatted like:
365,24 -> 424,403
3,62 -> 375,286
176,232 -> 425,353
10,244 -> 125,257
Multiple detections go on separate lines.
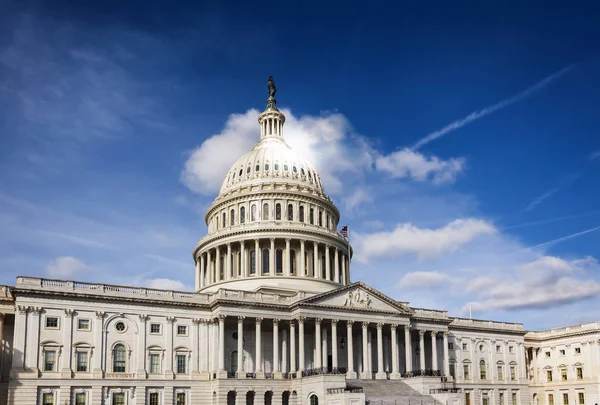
136,314 -> 148,377
240,241 -> 246,278
273,319 -> 281,377
207,250 -> 213,284
237,317 -> 245,377
255,318 -> 264,377
255,239 -> 261,277
532,347 -> 538,383
226,243 -> 232,280
300,240 -> 306,277
361,322 -> 369,378
25,307 -> 40,372
298,317 -> 305,372
0,313 -> 4,375
443,332 -> 450,377
282,329 -> 288,374
290,321 -> 297,374
195,259 -> 201,290
10,306 -> 27,374
91,311 -> 104,377
404,326 -> 412,373
431,331 -> 438,371
200,320 -> 209,378
270,238 -> 275,275
331,320 -> 338,371
285,239 -> 291,276
61,309 -> 74,377
334,249 -> 340,283
519,343 -> 526,379
313,242 -> 319,278
342,253 -> 347,284
165,317 -> 174,377
200,254 -> 205,288
191,318 -> 200,376
215,247 -> 221,282
346,321 -> 356,378
418,330 -> 425,372
391,324 -> 400,379
315,318 -> 322,368
325,245 -> 331,281
322,327 -> 328,371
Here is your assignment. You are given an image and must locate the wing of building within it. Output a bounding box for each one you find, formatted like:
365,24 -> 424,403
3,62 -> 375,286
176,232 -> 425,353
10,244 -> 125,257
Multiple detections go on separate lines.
0,81 -> 597,405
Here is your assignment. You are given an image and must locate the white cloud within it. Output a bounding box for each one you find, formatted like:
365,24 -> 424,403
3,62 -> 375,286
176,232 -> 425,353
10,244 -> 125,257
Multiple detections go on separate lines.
397,271 -> 449,288
345,187 -> 373,211
355,218 -> 496,262
525,188 -> 560,211
47,256 -> 90,278
375,148 -> 465,184
181,109 -> 374,196
145,278 -> 189,291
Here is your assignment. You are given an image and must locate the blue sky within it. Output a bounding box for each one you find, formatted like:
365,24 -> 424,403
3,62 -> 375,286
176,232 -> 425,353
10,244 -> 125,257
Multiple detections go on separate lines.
1,1 -> 599,330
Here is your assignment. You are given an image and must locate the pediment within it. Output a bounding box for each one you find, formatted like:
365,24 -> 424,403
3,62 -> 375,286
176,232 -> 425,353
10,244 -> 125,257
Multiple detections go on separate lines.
300,282 -> 412,315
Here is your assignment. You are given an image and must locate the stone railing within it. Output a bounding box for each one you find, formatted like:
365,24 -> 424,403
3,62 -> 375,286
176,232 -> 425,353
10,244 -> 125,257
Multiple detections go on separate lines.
412,308 -> 449,320
450,317 -> 525,331
525,322 -> 600,339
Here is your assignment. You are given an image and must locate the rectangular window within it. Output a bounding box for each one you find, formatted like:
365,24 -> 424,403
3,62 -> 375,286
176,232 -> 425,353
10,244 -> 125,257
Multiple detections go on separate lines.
177,354 -> 186,374
498,365 -> 504,380
462,343 -> 468,351
578,393 -> 585,405
77,319 -> 90,331
560,349 -> 566,356
150,354 -> 160,374
76,351 -> 88,372
561,369 -> 567,381
575,347 -> 581,354
42,393 -> 54,405
576,367 -> 583,380
113,393 -> 125,405
450,362 -> 455,378
545,351 -> 551,358
448,342 -> 454,350
150,324 -> 161,334
465,393 -> 471,405
549,395 -> 554,405
75,392 -> 86,405
563,394 -> 569,405
482,393 -> 489,405
499,393 -> 505,405
149,392 -> 159,405
547,370 -> 553,382
512,393 -> 518,405
463,364 -> 470,379
44,350 -> 56,371
176,392 -> 186,405
177,325 -> 187,336
509,346 -> 514,353
496,345 -> 501,353
46,317 -> 59,329
510,366 -> 516,380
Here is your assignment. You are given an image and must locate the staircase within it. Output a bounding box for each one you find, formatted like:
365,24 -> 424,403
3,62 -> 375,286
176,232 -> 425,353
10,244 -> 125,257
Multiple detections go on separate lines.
346,379 -> 440,405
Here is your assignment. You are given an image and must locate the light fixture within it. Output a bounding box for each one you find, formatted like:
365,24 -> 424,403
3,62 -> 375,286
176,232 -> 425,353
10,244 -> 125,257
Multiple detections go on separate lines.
340,337 -> 346,350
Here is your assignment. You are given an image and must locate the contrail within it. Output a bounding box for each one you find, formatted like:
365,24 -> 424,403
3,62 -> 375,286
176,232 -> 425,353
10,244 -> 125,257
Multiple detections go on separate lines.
502,211 -> 600,230
525,225 -> 600,251
412,64 -> 576,150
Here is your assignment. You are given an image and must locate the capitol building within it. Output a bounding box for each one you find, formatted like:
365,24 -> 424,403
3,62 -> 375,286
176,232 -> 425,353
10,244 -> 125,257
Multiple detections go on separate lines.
0,81 -> 599,405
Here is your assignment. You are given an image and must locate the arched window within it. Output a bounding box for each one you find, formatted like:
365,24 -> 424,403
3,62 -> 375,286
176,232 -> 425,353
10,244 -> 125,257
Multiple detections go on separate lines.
220,255 -> 225,280
309,394 -> 318,405
275,203 -> 281,220
287,204 -> 293,221
231,351 -> 238,373
299,206 -> 304,222
326,213 -> 330,229
113,344 -> 126,372
250,250 -> 256,275
262,203 -> 269,221
480,359 -> 487,380
251,204 -> 257,222
222,213 -> 226,228
240,207 -> 246,224
263,249 -> 270,274
309,208 -> 314,225
290,250 -> 296,274
318,210 -> 322,226
276,250 -> 283,274
320,255 -> 326,278
230,209 -> 235,226
265,392 -> 273,405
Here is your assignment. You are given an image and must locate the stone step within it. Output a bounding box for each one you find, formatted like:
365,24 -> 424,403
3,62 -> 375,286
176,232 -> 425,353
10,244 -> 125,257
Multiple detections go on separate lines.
346,379 -> 440,405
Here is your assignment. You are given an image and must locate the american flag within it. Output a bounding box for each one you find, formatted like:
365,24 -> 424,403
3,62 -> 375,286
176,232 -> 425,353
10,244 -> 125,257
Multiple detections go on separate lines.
339,225 -> 349,238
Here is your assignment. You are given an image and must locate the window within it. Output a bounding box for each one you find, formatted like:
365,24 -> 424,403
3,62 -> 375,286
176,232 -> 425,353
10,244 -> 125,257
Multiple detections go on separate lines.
44,350 -> 56,371
318,210 -> 322,226
549,395 -> 554,405
274,163 -> 279,171
262,203 -> 269,220
113,393 -> 125,405
149,392 -> 159,405
309,394 -> 318,405
463,364 -> 470,379
290,250 -> 296,274
547,370 -> 553,382
293,165 -> 297,174
466,393 -> 471,405
508,346 -> 514,353
496,345 -> 502,353
176,354 -> 186,374
241,206 -> 246,224
512,393 -> 518,405
42,393 -> 54,405
150,324 -> 161,334
482,393 -> 489,405
246,165 -> 250,174
176,392 -> 186,405
275,203 -> 281,220
309,208 -> 314,224
265,163 -> 270,171
575,347 -> 581,354
238,168 -> 243,176
113,344 -> 126,372
499,393 -> 505,405
115,321 -> 126,332
449,361 -> 455,378
150,353 -> 160,373
75,392 -> 86,405
230,209 -> 235,226
462,343 -> 468,351
46,317 -> 59,329
560,349 -> 566,356
78,319 -> 90,331
563,394 -> 569,405
545,351 -> 551,358
561,368 -> 567,381
284,163 -> 288,172
480,360 -> 487,380
497,365 -> 504,380
255,164 -> 260,172
287,204 -> 293,221
276,249 -> 283,274
510,366 -> 516,380
250,250 -> 256,274
449,342 -> 454,350
222,212 -> 226,228
76,351 -> 88,372
177,325 -> 188,336
578,393 -> 584,405
576,367 -> 583,380
299,206 -> 304,222
262,249 -> 269,273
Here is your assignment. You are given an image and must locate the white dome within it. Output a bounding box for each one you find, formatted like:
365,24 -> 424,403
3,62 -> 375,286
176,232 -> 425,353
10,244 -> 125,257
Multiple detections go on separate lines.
219,136 -> 326,197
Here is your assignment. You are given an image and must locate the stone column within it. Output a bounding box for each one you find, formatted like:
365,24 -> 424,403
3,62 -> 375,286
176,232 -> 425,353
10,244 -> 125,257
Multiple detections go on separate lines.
25,307 -> 40,372
375,323 -> 385,379
273,319 -> 281,377
237,317 -> 245,378
315,318 -> 322,368
270,238 -> 276,275
200,320 -> 209,378
404,326 -> 412,373
298,317 -> 305,372
227,243 -> 232,280
200,254 -> 205,288
10,306 -> 27,374
285,238 -> 291,276
191,318 -> 200,377
325,245 -> 331,280
91,311 -> 104,377
61,309 -> 74,377
431,331 -> 438,371
137,314 -> 148,377
255,239 -> 261,277
331,320 -> 338,371
443,332 -> 450,377
195,259 -> 201,290
282,329 -> 288,374
300,240 -> 306,277
0,313 -> 4,375
519,343 -> 526,379
165,317 -> 175,377
215,246 -> 221,282
207,250 -> 213,284
418,330 -> 425,372
255,318 -> 264,377
334,249 -> 340,283
240,241 -> 246,278
390,325 -> 400,379
313,242 -> 319,278
322,327 -> 328,371
290,321 -> 297,374
342,254 -> 347,285
346,321 -> 356,378
361,322 -> 369,378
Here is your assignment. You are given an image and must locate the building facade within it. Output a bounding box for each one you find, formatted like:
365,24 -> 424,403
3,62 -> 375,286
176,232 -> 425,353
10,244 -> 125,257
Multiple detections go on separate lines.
0,82 -> 595,405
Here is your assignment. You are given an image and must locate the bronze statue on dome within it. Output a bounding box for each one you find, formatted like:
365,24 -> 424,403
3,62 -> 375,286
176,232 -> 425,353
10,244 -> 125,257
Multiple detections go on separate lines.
268,76 -> 277,98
